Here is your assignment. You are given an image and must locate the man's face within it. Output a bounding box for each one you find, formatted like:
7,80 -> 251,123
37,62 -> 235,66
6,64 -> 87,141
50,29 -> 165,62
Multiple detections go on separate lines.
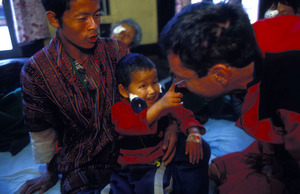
167,52 -> 227,101
60,0 -> 101,50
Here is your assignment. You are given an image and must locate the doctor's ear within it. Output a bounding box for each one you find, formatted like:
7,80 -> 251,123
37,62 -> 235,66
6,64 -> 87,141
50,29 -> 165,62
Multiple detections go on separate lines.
46,11 -> 60,28
211,64 -> 231,86
118,84 -> 129,98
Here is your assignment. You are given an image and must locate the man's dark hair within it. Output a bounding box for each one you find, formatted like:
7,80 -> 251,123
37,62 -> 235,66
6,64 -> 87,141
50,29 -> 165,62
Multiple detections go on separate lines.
159,2 -> 261,77
41,0 -> 72,25
115,53 -> 156,88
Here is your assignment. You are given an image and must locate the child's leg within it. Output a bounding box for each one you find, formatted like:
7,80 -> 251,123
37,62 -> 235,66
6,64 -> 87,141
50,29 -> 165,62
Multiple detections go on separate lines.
131,164 -> 172,194
109,166 -> 135,194
109,164 -> 173,194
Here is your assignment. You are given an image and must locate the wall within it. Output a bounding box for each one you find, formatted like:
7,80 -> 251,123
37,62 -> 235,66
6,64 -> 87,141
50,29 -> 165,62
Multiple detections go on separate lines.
47,0 -> 158,45
102,0 -> 158,45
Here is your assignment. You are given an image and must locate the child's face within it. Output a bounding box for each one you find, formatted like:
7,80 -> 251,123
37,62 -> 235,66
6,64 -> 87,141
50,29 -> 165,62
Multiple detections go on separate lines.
128,68 -> 160,108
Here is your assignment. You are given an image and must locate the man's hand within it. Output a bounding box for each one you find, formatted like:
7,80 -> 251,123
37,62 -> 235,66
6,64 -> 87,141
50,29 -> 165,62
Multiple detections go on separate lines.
19,168 -> 58,194
162,120 -> 178,166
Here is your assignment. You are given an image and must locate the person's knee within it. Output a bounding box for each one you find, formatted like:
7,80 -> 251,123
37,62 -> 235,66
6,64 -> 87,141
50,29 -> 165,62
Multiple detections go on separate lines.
202,139 -> 211,164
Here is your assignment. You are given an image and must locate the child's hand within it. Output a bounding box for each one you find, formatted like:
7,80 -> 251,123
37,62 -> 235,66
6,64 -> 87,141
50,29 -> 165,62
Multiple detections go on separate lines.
185,128 -> 203,164
146,83 -> 183,124
157,83 -> 183,110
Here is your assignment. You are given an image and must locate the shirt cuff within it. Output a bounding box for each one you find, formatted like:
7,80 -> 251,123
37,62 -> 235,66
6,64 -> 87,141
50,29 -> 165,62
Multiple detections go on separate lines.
30,128 -> 57,164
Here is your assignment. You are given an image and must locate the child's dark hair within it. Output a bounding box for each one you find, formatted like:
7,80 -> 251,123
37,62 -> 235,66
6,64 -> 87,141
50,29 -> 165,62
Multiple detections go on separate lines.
115,53 -> 156,88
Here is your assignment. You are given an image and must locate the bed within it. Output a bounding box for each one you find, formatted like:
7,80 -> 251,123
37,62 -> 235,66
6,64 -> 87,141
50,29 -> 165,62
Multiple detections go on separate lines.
0,143 -> 60,194
0,58 -> 254,193
0,117 -> 254,193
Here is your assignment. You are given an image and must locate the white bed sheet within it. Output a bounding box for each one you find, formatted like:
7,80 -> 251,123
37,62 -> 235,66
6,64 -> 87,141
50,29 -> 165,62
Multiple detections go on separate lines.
0,119 -> 254,193
0,144 -> 60,194
203,119 -> 255,163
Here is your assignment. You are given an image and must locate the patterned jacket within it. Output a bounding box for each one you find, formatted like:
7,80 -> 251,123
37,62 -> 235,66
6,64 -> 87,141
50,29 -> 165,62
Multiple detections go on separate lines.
21,33 -> 128,193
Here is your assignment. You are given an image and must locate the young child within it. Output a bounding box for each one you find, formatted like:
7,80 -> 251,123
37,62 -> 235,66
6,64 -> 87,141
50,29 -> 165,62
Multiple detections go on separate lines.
107,53 -> 206,193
